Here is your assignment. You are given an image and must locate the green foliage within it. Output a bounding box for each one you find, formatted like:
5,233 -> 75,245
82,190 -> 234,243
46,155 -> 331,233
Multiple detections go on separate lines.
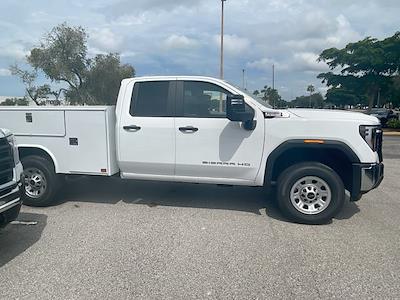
28,23 -> 89,99
9,65 -> 51,105
71,53 -> 135,105
0,97 -> 29,106
325,87 -> 366,107
387,119 -> 400,129
318,32 -> 400,110
289,93 -> 324,108
260,86 -> 287,108
13,23 -> 135,105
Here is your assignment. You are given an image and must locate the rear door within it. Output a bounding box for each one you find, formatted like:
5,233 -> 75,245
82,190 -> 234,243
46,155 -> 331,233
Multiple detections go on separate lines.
118,79 -> 176,178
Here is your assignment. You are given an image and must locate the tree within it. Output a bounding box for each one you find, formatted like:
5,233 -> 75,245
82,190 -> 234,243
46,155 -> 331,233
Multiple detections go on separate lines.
14,23 -> 135,105
306,85 -> 316,108
75,53 -> 135,105
0,97 -> 29,106
318,32 -> 400,111
253,90 -> 260,96
290,93 -> 324,108
261,85 -> 286,108
27,23 -> 89,102
325,87 -> 366,108
307,85 -> 315,95
9,65 -> 51,105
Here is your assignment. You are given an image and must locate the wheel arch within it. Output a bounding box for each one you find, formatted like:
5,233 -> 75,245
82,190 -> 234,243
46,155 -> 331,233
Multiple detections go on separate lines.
264,139 -> 360,195
18,145 -> 58,173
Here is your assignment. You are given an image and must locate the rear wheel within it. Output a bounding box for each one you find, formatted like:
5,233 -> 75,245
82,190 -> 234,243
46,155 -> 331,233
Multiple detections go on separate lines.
21,156 -> 59,207
277,162 -> 345,224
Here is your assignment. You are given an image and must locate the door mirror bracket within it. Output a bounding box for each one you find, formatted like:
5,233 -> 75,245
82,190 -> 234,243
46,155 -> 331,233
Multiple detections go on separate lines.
243,120 -> 257,131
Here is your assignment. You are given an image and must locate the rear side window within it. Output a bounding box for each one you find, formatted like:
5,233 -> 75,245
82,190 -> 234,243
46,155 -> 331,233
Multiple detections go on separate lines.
130,81 -> 172,117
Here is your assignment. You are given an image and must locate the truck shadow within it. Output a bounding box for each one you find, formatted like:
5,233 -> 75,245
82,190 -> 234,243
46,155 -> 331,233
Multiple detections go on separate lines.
58,176 -> 360,223
0,212 -> 47,268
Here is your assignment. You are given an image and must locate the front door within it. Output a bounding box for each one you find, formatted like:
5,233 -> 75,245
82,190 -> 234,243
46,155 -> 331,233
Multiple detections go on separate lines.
118,80 -> 176,178
174,80 -> 265,184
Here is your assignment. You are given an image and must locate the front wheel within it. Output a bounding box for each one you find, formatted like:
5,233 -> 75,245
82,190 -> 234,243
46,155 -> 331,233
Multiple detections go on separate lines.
21,156 -> 59,207
277,162 -> 345,224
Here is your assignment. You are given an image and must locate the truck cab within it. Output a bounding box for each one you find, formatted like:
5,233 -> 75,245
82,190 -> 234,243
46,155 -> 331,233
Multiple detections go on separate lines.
0,76 -> 384,224
0,128 -> 23,227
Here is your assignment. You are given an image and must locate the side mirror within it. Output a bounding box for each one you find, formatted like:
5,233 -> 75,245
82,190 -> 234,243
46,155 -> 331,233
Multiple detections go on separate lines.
226,94 -> 255,122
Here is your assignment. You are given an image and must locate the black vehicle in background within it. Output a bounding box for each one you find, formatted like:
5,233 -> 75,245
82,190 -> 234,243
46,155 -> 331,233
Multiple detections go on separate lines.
368,108 -> 398,127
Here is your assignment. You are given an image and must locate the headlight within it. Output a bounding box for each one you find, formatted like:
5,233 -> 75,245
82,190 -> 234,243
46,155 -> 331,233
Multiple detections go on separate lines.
6,135 -> 20,165
359,125 -> 381,151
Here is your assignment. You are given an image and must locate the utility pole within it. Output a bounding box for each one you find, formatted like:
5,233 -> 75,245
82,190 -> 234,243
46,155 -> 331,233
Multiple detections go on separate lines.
219,0 -> 227,113
272,64 -> 275,108
272,64 -> 275,91
220,0 -> 227,80
242,69 -> 245,90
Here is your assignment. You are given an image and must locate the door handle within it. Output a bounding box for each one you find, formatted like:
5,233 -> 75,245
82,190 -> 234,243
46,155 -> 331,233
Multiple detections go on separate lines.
123,125 -> 141,131
179,126 -> 198,133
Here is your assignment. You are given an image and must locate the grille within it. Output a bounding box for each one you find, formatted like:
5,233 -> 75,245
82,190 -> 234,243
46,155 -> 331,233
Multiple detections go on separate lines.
0,137 -> 14,186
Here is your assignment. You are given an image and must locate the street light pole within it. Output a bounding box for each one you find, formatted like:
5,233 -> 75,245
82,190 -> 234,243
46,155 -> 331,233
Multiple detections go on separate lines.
220,0 -> 226,80
219,0 -> 227,113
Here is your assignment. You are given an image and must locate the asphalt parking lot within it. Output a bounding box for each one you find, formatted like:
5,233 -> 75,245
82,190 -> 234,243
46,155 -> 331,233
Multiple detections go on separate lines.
1,137 -> 399,299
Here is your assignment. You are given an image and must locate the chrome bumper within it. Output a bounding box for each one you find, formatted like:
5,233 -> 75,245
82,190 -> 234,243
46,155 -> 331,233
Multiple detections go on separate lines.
360,163 -> 384,192
0,184 -> 22,214
351,163 -> 384,201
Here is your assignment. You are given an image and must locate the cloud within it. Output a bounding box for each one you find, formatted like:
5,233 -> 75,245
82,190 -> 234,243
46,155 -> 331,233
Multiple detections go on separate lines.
0,68 -> 11,76
247,58 -> 288,72
0,0 -> 399,100
164,35 -> 198,50
90,28 -> 122,52
213,34 -> 250,56
0,44 -> 29,60
292,52 -> 329,72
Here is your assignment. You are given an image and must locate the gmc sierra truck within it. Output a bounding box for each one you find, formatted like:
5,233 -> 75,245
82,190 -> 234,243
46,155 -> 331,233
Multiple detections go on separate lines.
0,128 -> 23,227
0,76 -> 384,224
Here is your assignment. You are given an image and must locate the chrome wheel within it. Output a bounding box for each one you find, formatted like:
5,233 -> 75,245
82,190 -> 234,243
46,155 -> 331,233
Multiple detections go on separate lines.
23,168 -> 47,199
290,176 -> 331,215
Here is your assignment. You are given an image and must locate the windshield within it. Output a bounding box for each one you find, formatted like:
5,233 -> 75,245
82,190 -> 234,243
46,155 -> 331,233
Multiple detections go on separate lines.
228,82 -> 272,109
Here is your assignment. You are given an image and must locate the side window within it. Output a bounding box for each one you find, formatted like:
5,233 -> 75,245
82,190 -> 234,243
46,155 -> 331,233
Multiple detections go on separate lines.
130,81 -> 171,117
183,81 -> 231,118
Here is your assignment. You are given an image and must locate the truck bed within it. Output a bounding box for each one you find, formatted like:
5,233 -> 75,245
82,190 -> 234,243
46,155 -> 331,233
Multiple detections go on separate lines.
0,106 -> 118,176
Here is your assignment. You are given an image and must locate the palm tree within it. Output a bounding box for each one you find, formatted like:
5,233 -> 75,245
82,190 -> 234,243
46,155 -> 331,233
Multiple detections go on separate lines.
307,85 -> 315,108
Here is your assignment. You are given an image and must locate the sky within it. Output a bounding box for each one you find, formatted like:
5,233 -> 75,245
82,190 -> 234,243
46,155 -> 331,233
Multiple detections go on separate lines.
0,0 -> 399,100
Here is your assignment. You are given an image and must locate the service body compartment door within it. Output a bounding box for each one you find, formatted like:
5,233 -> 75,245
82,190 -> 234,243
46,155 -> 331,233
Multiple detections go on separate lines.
65,109 -> 113,175
118,80 -> 176,177
0,109 -> 65,137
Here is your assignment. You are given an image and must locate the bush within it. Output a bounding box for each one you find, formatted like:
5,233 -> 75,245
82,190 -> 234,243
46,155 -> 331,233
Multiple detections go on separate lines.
387,118 -> 400,129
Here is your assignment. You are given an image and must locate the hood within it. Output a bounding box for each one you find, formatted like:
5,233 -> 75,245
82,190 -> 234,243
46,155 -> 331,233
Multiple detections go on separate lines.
287,109 -> 380,124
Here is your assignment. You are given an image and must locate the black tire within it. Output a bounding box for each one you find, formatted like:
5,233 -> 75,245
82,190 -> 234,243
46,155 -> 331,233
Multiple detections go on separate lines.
21,155 -> 59,207
276,162 -> 345,224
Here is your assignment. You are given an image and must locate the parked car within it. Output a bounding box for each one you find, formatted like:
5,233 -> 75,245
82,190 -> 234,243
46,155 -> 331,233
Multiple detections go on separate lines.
0,76 -> 384,224
0,128 -> 23,228
367,108 -> 398,127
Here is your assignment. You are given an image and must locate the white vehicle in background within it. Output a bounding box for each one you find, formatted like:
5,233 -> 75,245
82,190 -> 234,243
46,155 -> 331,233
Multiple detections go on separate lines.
0,76 -> 384,224
0,129 -> 23,227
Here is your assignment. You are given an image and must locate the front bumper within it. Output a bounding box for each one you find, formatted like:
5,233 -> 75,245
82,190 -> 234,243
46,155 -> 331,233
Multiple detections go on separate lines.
0,183 -> 22,214
351,163 -> 384,201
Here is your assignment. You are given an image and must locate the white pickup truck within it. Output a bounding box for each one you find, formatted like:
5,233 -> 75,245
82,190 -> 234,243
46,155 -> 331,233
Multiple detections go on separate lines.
0,128 -> 23,227
0,76 -> 384,224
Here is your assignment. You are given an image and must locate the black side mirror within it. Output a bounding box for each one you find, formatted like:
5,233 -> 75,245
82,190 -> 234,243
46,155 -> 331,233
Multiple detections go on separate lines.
226,94 -> 255,122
